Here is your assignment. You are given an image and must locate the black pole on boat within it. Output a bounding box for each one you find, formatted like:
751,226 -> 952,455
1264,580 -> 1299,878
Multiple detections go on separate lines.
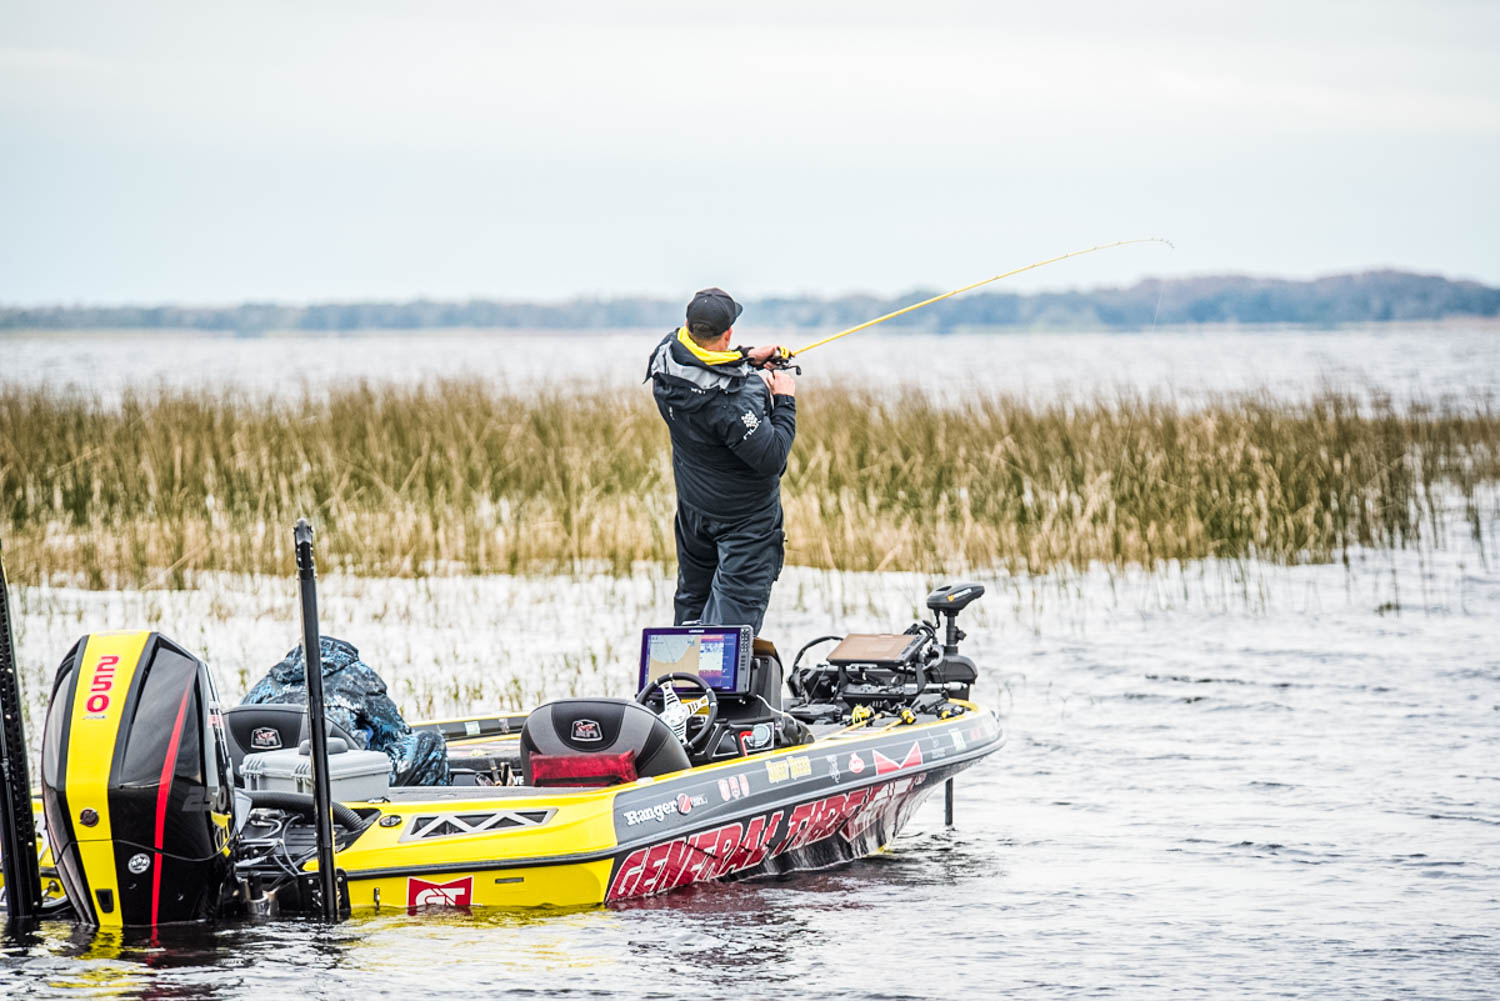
0,537 -> 44,928
944,778 -> 955,827
294,519 -> 341,922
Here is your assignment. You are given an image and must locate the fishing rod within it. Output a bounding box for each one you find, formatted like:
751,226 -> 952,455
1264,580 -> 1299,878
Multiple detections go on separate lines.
767,237 -> 1173,367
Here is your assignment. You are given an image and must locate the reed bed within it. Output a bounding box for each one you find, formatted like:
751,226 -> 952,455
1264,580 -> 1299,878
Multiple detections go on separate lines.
2,382 -> 1497,587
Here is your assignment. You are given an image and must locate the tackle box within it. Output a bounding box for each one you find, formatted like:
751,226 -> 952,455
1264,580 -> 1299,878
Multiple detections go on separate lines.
238,739 -> 392,802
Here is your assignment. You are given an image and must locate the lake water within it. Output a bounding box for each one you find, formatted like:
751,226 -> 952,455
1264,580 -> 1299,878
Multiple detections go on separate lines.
3,327 -> 1499,998
3,324 -> 1498,406
5,525 -> 1498,999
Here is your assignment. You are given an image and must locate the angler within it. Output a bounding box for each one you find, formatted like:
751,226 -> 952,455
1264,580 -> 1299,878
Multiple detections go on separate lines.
645,288 -> 796,637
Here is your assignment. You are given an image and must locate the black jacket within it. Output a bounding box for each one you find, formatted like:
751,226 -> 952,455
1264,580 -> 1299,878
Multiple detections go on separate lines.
646,330 -> 797,518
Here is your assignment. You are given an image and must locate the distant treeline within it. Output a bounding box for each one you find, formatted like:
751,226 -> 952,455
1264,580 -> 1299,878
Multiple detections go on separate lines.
5,270 -> 1497,333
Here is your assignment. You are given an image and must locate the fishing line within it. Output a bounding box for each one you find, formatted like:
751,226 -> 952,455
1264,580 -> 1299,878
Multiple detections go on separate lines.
787,237 -> 1174,359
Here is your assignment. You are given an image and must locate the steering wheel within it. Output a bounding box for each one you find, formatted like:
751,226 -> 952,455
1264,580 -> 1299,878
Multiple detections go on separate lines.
636,672 -> 719,753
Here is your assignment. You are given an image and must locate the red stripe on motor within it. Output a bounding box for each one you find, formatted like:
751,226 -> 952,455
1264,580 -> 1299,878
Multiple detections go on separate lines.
151,682 -> 195,926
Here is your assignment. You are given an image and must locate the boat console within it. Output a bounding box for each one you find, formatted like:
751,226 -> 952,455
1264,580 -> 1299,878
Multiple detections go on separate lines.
786,582 -> 986,720
633,630 -> 807,765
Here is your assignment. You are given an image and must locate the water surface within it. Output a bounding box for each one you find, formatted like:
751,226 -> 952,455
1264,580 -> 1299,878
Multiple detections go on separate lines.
5,325 -> 1497,407
5,535 -> 1497,999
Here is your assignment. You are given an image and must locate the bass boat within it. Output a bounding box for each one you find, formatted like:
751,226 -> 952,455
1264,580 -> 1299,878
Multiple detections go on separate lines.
0,523 -> 1002,928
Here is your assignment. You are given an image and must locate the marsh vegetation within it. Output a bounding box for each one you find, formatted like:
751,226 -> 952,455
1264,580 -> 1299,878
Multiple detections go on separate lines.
3,381 -> 1496,586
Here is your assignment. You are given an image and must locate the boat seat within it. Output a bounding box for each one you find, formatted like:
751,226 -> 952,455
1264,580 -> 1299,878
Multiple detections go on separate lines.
519,698 -> 690,787
222,703 -> 359,774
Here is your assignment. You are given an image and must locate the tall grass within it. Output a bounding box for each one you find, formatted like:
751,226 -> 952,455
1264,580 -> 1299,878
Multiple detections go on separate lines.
2,382 -> 1496,586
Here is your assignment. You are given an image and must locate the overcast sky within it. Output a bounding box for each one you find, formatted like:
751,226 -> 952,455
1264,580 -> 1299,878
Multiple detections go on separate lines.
2,0 -> 1496,305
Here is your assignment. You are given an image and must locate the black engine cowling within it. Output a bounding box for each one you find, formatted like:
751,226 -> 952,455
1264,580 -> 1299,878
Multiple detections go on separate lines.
40,631 -> 235,926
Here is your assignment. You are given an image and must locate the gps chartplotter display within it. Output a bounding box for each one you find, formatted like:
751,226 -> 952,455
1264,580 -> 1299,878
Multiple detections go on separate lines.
638,626 -> 754,695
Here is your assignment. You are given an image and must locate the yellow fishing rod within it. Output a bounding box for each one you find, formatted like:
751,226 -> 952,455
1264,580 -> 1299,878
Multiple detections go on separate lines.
773,237 -> 1173,365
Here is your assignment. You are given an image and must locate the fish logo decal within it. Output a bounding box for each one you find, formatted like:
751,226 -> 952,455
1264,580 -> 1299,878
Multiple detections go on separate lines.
571,719 -> 603,742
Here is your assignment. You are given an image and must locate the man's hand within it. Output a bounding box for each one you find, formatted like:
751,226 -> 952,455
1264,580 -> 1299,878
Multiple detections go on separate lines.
744,344 -> 790,368
767,369 -> 796,397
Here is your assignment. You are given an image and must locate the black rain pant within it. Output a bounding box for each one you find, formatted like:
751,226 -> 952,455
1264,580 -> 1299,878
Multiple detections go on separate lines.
673,503 -> 785,637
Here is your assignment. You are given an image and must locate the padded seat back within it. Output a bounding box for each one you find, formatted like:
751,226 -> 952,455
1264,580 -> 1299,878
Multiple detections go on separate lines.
223,703 -> 358,773
520,698 -> 689,786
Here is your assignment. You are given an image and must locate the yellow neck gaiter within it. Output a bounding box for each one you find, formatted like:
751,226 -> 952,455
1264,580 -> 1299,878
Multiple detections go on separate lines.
676,326 -> 743,366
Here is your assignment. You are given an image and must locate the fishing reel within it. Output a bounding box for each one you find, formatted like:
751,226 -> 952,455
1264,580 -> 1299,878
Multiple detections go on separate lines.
759,347 -> 802,375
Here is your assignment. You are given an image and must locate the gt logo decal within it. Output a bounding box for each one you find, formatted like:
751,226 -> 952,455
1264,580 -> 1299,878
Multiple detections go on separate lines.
407,876 -> 473,910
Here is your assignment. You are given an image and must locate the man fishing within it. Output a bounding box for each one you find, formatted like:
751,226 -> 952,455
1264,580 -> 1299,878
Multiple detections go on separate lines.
646,288 -> 796,636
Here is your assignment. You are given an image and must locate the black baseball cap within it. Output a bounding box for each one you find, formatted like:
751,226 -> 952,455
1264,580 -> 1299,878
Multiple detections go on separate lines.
685,287 -> 744,336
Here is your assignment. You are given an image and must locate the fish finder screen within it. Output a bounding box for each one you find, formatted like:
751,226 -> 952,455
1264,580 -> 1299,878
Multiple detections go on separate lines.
639,626 -> 751,695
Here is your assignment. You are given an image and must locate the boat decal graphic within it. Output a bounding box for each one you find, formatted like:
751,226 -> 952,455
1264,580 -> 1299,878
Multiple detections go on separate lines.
407,875 -> 473,910
765,755 -> 812,783
623,794 -> 707,826
399,808 -> 555,843
608,777 -> 929,901
872,742 -> 922,775
249,726 -> 282,750
717,772 -> 753,801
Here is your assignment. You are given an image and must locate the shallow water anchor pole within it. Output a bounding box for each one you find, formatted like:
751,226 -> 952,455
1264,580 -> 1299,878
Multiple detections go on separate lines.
294,519 -> 341,923
0,537 -> 44,928
945,778 -> 955,827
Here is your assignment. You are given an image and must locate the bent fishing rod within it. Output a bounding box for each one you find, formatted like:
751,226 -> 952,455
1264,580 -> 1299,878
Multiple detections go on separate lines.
765,237 -> 1173,368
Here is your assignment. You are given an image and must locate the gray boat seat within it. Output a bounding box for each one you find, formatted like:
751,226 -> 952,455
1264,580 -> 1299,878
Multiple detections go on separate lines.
519,698 -> 690,787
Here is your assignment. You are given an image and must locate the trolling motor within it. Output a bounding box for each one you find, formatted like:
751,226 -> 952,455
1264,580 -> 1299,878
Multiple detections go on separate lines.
923,582 -> 985,829
924,582 -> 984,692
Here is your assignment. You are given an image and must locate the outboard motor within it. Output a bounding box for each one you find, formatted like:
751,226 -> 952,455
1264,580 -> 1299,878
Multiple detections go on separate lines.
40,631 -> 235,927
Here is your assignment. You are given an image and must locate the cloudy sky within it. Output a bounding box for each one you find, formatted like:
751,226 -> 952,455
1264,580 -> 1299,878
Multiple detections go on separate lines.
2,0 -> 1496,304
